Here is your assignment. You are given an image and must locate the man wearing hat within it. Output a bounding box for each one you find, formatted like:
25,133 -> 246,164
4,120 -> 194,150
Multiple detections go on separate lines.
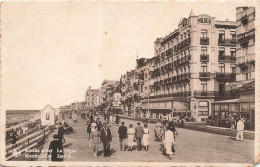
236,118 -> 245,141
47,134 -> 64,161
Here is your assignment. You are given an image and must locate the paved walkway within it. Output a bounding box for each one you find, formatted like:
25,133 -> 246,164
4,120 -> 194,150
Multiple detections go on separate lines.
38,115 -> 255,163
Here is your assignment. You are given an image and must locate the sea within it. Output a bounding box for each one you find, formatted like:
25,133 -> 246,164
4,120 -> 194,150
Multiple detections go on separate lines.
6,110 -> 41,130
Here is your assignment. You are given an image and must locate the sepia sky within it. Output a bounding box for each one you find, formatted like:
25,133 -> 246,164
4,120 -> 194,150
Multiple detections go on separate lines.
2,1 -> 252,110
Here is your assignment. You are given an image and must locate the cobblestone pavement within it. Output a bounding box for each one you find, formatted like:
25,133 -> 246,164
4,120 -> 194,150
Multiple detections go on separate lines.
56,115 -> 254,163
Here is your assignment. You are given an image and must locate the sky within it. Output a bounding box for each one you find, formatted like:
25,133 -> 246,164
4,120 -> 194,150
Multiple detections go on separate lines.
2,1 -> 249,110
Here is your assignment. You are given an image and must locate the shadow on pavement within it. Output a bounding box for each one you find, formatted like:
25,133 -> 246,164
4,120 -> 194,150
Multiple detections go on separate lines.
64,143 -> 73,148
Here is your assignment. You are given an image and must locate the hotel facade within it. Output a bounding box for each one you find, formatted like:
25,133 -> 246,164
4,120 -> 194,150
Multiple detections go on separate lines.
129,10 -> 237,121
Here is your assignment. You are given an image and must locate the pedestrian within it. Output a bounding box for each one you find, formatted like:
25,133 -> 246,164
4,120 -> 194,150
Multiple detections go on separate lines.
96,118 -> 102,132
91,126 -> 100,157
89,114 -> 94,123
57,122 -> 64,144
91,120 -> 97,133
109,115 -> 113,125
86,120 -> 92,140
135,122 -> 144,151
68,115 -> 73,126
230,116 -> 235,132
116,115 -> 120,125
163,126 -> 175,160
143,124 -> 149,151
154,120 -> 163,142
168,122 -> 178,141
100,123 -> 112,157
113,115 -> 116,124
47,134 -> 64,161
127,124 -> 135,151
118,122 -> 127,151
236,118 -> 245,141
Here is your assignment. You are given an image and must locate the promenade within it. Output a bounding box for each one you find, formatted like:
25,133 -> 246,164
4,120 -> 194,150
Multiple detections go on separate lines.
39,115 -> 254,163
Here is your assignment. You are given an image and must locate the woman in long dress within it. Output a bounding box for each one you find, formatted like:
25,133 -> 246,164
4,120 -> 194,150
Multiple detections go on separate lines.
142,124 -> 149,151
163,126 -> 175,160
154,120 -> 162,142
91,126 -> 100,157
127,124 -> 135,151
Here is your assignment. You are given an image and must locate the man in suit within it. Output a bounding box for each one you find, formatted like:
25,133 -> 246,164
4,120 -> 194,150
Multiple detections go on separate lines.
118,122 -> 127,151
47,134 -> 64,161
100,123 -> 112,157
135,122 -> 144,151
57,122 -> 64,144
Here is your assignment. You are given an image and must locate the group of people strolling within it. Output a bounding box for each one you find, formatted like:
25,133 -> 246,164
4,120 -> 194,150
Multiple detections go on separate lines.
118,122 -> 149,151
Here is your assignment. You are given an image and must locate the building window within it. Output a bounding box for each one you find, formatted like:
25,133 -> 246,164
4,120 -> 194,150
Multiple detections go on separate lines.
231,31 -> 236,41
201,63 -> 207,73
231,65 -> 236,74
201,47 -> 207,55
201,29 -> 207,38
201,81 -> 207,92
198,101 -> 209,116
46,113 -> 50,120
219,64 -> 225,74
219,31 -> 225,42
230,48 -> 236,58
219,47 -> 225,56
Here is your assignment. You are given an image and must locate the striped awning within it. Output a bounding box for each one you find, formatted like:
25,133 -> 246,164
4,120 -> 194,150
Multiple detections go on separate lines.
172,101 -> 188,112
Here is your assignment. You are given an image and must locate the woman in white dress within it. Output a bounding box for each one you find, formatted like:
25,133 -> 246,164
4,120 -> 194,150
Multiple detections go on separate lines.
164,126 -> 175,160
142,124 -> 149,151
109,115 -> 113,125
127,124 -> 135,151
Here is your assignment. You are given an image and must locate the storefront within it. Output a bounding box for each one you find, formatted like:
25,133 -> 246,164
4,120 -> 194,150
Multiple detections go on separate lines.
239,88 -> 255,130
212,96 -> 254,130
212,99 -> 240,128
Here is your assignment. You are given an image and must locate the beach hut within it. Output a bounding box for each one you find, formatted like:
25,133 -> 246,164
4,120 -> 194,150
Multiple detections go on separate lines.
40,104 -> 56,126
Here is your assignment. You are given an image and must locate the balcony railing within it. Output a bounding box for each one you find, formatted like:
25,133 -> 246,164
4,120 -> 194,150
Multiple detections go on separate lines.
174,38 -> 191,52
218,55 -> 236,62
218,38 -> 236,46
214,91 -> 236,99
215,73 -> 236,81
200,37 -> 209,45
199,72 -> 211,79
200,54 -> 209,62
172,76 -> 177,82
194,91 -> 215,98
183,72 -> 191,79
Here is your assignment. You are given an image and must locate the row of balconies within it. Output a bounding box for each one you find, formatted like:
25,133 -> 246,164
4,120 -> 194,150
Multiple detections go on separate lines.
143,91 -> 192,100
199,72 -> 236,81
140,90 -> 236,100
218,38 -> 236,46
200,54 -> 236,62
200,37 -> 237,46
174,38 -> 191,52
237,29 -> 255,43
237,54 -> 255,67
154,73 -> 191,86
194,90 -> 236,99
153,55 -> 191,76
153,72 -> 235,83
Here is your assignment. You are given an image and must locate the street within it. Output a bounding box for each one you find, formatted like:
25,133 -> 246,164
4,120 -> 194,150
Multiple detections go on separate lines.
45,115 -> 254,163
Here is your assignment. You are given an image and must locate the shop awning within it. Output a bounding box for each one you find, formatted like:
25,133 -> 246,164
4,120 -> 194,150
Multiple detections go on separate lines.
213,99 -> 240,104
172,101 -> 188,112
149,109 -> 172,113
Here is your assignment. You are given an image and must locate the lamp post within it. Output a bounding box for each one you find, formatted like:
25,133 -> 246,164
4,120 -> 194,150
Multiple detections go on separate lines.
147,65 -> 152,119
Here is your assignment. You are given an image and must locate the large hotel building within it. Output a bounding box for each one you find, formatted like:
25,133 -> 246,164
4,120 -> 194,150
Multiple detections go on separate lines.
135,10 -> 238,121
